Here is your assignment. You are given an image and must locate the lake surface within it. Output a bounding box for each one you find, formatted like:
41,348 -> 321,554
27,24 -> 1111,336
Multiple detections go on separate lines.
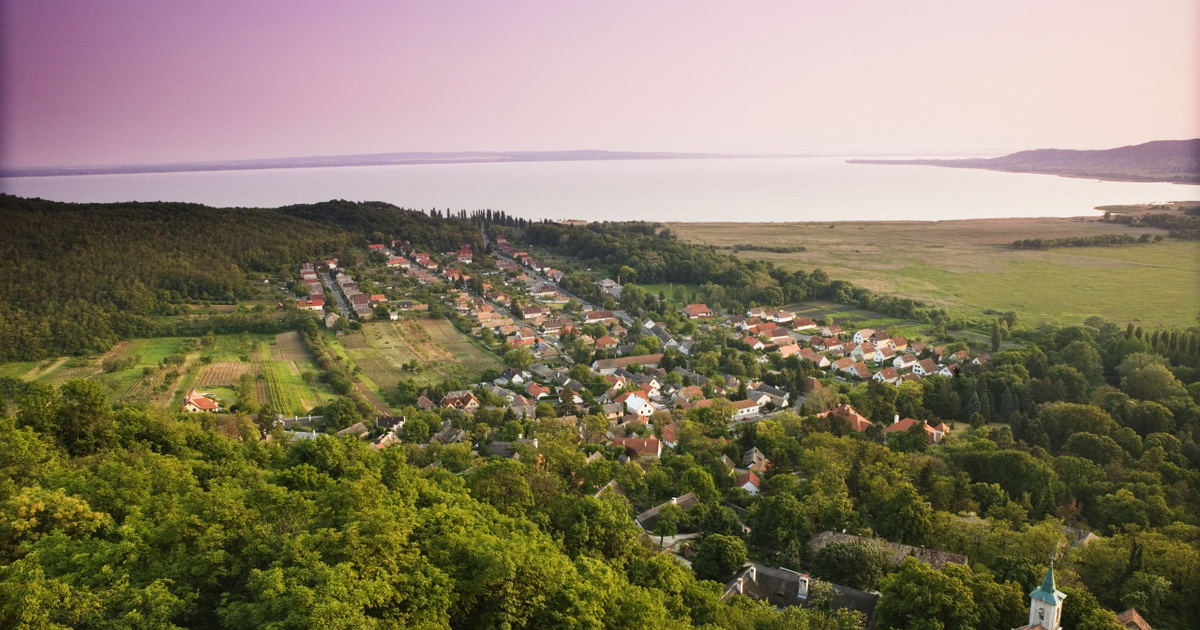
1,157 -> 1192,222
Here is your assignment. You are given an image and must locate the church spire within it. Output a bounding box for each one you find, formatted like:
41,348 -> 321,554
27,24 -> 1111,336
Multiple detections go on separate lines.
1026,561 -> 1067,630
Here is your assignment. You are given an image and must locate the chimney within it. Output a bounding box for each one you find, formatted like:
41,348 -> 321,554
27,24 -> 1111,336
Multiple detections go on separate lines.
798,574 -> 810,600
748,565 -> 756,582
735,577 -> 744,594
670,497 -> 678,505
894,414 -> 900,424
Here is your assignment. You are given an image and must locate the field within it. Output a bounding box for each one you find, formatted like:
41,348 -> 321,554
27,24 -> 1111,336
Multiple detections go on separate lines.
334,318 -> 502,393
196,361 -> 253,387
0,332 -> 339,414
634,283 -> 702,302
668,215 -> 1200,327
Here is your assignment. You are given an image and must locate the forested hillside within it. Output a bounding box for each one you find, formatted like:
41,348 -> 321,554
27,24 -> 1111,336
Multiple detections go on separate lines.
0,196 -> 483,361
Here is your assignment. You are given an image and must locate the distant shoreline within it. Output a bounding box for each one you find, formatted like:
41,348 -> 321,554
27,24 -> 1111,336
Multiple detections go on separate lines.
847,159 -> 1200,186
0,150 -> 771,178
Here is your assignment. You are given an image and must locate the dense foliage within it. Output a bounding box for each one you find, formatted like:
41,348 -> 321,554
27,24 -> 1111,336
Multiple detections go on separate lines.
0,386 -> 868,629
0,196 -> 484,361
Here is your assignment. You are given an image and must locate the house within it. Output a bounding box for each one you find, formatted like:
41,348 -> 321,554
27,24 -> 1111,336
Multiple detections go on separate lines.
793,317 -> 818,331
750,383 -> 790,408
1115,609 -> 1151,630
777,343 -> 801,358
592,354 -> 663,375
873,367 -> 900,384
848,362 -> 872,380
721,563 -> 880,627
950,350 -> 971,363
743,447 -> 769,472
682,303 -> 713,319
636,492 -> 699,530
335,422 -> 370,439
484,438 -> 538,460
737,470 -> 761,494
894,353 -> 918,370
324,312 -> 341,329
816,404 -> 872,432
766,328 -> 792,345
612,436 -> 663,459
430,420 -> 466,444
743,336 -> 766,351
183,389 -> 219,413
372,432 -> 400,450
820,324 -> 843,337
584,310 -> 615,324
771,309 -> 795,324
593,479 -> 628,498
415,393 -> 435,410
672,385 -> 704,405
797,347 -> 830,368
662,421 -> 682,449
441,390 -> 480,412
731,399 -> 762,419
558,386 -> 583,405
833,357 -> 856,373
912,358 -> 940,377
500,367 -> 525,384
850,342 -> 876,362
883,417 -> 946,444
874,346 -> 896,364
616,392 -> 655,418
939,364 -> 961,378
853,329 -> 875,345
595,335 -> 619,350
526,382 -> 550,399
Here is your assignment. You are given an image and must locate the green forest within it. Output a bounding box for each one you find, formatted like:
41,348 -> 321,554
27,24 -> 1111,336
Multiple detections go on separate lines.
0,196 -> 484,362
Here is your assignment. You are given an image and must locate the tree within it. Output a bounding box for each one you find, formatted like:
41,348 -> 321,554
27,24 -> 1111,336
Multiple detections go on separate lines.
504,347 -> 534,369
991,320 -> 1002,352
468,459 -> 534,517
691,534 -> 747,582
876,557 -> 979,630
322,397 -> 364,433
810,540 -> 891,591
747,494 -> 810,551
54,379 -> 115,456
873,483 -> 932,546
679,468 -> 720,503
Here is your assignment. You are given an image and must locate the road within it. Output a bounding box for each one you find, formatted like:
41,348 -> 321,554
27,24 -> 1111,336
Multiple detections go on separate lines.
322,271 -> 353,318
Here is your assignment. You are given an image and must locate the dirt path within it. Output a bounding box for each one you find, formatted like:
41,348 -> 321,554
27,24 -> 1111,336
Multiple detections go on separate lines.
25,357 -> 67,379
354,382 -> 392,416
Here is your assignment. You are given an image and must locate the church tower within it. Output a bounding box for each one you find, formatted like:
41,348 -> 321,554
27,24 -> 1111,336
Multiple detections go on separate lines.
1027,562 -> 1067,629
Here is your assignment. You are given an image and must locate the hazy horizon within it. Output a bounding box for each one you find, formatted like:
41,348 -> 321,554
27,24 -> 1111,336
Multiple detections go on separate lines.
3,1 -> 1198,169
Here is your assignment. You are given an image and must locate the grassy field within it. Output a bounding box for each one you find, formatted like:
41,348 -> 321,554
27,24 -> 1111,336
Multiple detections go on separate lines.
331,317 -> 502,394
634,283 -> 703,302
668,216 -> 1199,327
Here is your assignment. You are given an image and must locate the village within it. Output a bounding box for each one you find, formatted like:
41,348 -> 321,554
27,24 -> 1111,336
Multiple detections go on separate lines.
174,233 -> 1029,627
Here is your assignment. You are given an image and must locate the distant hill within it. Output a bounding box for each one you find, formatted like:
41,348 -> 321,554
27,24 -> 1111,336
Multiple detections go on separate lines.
849,139 -> 1200,183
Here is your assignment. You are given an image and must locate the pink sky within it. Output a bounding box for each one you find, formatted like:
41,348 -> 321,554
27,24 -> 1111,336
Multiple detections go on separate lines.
3,0 -> 1198,167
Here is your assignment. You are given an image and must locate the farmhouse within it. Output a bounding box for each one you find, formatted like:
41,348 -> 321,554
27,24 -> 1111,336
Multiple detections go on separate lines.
682,303 -> 713,319
183,389 -> 219,413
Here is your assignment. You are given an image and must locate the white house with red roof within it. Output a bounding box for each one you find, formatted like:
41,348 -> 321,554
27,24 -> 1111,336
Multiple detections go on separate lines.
183,389 -> 219,413
682,303 -> 713,319
737,470 -> 761,495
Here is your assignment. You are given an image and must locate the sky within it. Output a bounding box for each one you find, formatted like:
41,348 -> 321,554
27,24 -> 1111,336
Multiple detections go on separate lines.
2,0 -> 1198,168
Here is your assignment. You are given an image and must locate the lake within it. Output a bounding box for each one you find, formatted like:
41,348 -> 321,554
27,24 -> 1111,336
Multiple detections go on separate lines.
1,157 -> 1192,221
